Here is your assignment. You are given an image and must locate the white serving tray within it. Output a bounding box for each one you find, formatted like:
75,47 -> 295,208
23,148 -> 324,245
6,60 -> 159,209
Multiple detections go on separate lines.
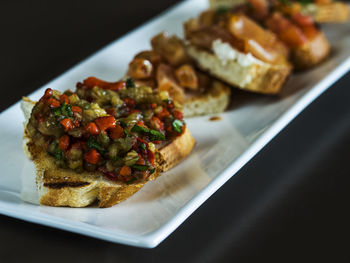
0,0 -> 349,248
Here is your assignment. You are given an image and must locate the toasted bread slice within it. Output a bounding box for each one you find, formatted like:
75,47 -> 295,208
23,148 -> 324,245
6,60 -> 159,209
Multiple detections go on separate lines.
187,40 -> 292,94
22,97 -> 195,208
303,3 -> 349,23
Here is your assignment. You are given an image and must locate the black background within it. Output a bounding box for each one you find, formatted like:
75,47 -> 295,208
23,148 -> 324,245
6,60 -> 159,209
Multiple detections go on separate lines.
1,1 -> 350,262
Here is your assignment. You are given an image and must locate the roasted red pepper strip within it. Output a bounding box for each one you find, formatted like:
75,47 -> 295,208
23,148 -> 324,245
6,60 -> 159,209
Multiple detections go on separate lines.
72,106 -> 82,113
83,77 -> 125,91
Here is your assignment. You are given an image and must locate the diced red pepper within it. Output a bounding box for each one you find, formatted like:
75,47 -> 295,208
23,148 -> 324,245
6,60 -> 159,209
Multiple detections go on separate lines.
83,77 -> 125,91
59,94 -> 69,104
156,108 -> 170,119
120,166 -> 131,176
85,122 -> 100,135
84,149 -> 100,164
109,125 -> 124,140
40,88 -> 53,101
124,98 -> 135,107
72,106 -> 82,113
60,118 -> 73,132
173,110 -> 183,120
46,98 -> 60,108
95,116 -> 116,132
58,135 -> 70,151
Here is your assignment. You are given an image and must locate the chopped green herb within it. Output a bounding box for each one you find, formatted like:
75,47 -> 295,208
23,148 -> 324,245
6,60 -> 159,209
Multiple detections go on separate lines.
126,78 -> 135,88
299,0 -> 311,5
55,148 -> 63,161
172,120 -> 183,133
131,164 -> 149,171
139,142 -> 146,150
87,136 -> 105,154
124,129 -> 131,137
131,124 -> 149,133
52,107 -> 62,116
150,168 -> 156,174
126,177 -> 137,185
149,129 -> 165,141
61,104 -> 73,117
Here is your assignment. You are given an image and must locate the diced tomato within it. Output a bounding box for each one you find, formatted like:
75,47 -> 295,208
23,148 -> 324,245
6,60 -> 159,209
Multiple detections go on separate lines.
151,116 -> 164,131
46,98 -> 60,108
109,125 -> 124,140
173,110 -> 183,120
40,88 -> 53,101
84,149 -> 100,164
58,135 -> 70,151
83,77 -> 125,91
124,98 -> 134,107
60,118 -> 73,132
291,13 -> 314,28
59,94 -> 69,104
156,108 -> 170,119
95,116 -> 116,132
85,122 -> 100,135
151,103 -> 157,109
72,106 -> 82,113
120,166 -> 131,176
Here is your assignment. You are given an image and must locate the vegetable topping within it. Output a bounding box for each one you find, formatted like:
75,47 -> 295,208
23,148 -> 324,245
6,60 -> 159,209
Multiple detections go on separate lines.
27,78 -> 185,184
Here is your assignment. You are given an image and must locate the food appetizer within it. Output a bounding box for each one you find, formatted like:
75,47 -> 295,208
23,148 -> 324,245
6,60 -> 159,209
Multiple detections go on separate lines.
184,11 -> 292,94
127,32 -> 231,117
209,0 -> 349,23
22,78 -> 195,207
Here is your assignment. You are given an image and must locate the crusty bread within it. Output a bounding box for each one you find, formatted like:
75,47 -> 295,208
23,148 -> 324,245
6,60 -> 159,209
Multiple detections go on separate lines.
183,80 -> 230,117
187,43 -> 292,94
209,0 -> 349,23
300,3 -> 349,23
21,99 -> 196,208
292,32 -> 330,70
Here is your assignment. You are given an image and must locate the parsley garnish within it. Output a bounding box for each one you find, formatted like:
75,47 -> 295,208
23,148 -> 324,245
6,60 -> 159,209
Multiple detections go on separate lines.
87,136 -> 105,154
55,148 -> 63,161
172,120 -> 183,133
149,129 -> 165,141
139,142 -> 146,150
131,125 -> 149,133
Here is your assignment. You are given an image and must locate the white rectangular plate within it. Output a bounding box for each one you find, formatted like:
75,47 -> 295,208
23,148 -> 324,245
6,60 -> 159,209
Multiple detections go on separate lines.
0,0 -> 349,248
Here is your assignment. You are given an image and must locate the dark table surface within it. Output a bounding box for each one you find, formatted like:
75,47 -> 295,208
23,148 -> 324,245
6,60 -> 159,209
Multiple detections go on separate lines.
1,1 -> 350,262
